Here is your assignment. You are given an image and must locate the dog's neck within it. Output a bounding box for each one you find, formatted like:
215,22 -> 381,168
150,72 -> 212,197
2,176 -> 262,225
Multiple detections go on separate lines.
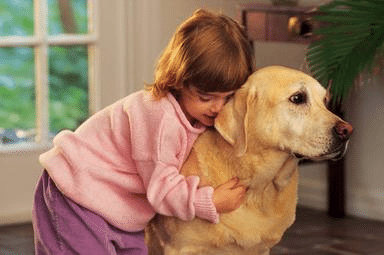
210,130 -> 298,187
239,149 -> 297,188
238,150 -> 298,213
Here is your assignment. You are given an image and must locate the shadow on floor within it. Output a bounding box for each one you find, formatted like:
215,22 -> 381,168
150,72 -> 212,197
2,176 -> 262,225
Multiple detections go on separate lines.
1,207 -> 384,255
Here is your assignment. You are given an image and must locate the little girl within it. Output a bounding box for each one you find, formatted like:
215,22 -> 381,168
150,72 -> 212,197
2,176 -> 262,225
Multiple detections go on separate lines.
32,9 -> 256,254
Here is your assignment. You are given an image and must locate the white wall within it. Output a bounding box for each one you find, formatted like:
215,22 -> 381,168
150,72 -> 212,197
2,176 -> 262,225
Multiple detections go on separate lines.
344,79 -> 384,220
0,152 -> 43,225
1,0 -> 383,225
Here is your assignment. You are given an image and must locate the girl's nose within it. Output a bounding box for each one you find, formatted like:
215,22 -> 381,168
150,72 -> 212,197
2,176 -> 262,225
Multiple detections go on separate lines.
210,98 -> 226,114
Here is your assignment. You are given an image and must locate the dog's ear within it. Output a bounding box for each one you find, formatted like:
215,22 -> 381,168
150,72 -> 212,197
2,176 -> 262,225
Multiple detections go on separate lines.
215,80 -> 255,156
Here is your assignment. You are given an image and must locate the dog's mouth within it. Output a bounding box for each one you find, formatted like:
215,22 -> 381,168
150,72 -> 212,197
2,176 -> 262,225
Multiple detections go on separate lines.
293,153 -> 305,159
293,141 -> 349,161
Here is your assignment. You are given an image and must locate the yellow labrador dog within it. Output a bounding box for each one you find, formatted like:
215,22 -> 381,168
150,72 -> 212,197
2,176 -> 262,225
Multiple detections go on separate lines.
146,66 -> 353,255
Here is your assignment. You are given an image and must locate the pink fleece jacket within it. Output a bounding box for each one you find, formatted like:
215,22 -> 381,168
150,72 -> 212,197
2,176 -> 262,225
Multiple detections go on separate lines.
39,90 -> 219,232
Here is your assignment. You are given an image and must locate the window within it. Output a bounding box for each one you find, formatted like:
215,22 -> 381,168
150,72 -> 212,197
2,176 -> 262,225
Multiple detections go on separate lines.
0,0 -> 158,225
0,0 -> 99,148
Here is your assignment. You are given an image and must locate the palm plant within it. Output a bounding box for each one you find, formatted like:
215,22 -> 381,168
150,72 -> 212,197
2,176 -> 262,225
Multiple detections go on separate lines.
306,0 -> 384,104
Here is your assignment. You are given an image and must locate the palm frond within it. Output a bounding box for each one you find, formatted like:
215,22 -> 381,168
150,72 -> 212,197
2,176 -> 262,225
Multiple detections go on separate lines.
306,0 -> 384,104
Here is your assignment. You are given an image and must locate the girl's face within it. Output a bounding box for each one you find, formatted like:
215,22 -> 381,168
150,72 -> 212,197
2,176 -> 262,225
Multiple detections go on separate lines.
178,86 -> 235,127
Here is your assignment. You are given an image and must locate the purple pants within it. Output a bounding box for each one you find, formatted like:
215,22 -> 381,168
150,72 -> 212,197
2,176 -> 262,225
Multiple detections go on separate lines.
32,170 -> 148,255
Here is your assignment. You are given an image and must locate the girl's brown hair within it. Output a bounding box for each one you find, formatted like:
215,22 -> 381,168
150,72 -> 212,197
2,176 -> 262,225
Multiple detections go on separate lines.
147,9 -> 256,99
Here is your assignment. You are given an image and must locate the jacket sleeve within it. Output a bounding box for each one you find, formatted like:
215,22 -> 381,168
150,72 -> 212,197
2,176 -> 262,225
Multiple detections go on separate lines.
133,114 -> 219,223
137,161 -> 219,223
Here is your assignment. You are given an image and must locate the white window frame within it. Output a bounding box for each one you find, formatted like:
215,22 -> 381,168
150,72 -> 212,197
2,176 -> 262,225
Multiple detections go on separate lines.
0,0 -> 100,152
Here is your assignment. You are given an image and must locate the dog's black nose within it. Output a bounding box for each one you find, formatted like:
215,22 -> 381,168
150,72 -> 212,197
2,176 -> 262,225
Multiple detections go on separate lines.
334,121 -> 353,141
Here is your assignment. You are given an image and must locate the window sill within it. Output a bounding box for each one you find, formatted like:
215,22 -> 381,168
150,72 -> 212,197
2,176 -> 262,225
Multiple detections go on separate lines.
0,141 -> 53,155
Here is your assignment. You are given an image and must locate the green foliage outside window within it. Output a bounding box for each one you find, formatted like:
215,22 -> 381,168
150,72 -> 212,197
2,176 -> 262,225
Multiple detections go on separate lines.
0,0 -> 88,144
0,47 -> 35,131
49,46 -> 88,133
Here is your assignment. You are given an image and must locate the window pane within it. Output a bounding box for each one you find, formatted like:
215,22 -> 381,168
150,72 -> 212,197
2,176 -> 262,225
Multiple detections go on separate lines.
0,0 -> 34,36
49,45 -> 88,134
48,0 -> 88,35
0,47 -> 35,145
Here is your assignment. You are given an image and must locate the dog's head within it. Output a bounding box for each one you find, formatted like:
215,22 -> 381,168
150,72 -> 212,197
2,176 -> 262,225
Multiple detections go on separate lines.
215,66 -> 353,161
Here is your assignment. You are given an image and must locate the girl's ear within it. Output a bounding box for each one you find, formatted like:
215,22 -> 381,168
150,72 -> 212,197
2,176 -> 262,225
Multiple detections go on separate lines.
215,82 -> 253,156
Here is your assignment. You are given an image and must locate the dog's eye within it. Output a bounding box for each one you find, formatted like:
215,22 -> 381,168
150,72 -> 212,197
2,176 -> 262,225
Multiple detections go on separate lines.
290,92 -> 307,105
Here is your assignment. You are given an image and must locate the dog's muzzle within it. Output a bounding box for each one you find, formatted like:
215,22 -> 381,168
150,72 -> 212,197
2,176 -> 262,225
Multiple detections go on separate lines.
294,121 -> 353,161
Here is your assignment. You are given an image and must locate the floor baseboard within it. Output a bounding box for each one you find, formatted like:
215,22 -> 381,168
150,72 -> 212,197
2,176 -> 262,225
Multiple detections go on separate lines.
0,210 -> 32,226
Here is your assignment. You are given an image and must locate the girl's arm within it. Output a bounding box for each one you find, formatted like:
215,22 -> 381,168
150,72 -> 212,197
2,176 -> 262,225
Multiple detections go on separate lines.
137,160 -> 219,223
137,161 -> 246,223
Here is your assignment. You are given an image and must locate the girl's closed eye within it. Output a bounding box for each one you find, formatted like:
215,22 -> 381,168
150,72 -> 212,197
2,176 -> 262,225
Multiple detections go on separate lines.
198,94 -> 213,102
197,90 -> 234,103
191,88 -> 212,102
225,93 -> 235,103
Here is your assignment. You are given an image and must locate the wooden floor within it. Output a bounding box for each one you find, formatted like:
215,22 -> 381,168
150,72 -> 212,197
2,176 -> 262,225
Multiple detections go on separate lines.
1,207 -> 384,255
272,207 -> 384,255
0,220 -> 34,255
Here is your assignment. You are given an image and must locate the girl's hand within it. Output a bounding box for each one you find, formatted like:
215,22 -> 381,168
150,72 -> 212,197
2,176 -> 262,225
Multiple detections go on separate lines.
212,177 -> 247,213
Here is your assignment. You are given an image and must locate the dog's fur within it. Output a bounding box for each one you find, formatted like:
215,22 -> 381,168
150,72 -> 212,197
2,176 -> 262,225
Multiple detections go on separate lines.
145,66 -> 353,255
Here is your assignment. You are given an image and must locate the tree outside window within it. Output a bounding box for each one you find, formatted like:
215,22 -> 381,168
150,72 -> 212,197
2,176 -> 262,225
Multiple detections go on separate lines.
0,0 -> 90,145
